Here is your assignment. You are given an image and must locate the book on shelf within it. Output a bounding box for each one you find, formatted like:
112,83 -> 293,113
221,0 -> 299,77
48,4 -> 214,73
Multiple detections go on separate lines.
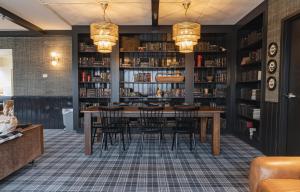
238,103 -> 261,120
79,57 -> 110,67
195,42 -> 226,52
240,88 -> 261,101
239,70 -> 261,82
195,55 -> 226,68
80,88 -> 111,98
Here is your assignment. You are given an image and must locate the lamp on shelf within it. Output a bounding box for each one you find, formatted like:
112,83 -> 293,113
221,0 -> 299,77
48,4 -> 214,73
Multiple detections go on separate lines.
172,0 -> 201,53
50,51 -> 59,66
90,2 -> 118,53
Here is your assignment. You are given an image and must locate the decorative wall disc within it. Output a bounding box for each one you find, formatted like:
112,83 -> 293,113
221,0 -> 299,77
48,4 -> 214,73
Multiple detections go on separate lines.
268,42 -> 278,57
267,60 -> 277,74
267,76 -> 276,90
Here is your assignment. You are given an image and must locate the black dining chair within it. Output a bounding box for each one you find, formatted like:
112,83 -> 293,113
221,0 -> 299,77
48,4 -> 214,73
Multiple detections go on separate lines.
138,106 -> 164,156
172,105 -> 198,156
99,106 -> 127,155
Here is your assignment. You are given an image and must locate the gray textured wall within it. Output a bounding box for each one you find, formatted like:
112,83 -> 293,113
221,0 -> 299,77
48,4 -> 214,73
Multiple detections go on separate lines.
0,36 -> 72,96
266,0 -> 300,102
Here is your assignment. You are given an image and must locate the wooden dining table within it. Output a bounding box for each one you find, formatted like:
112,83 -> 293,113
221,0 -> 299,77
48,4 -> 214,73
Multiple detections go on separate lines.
82,106 -> 224,156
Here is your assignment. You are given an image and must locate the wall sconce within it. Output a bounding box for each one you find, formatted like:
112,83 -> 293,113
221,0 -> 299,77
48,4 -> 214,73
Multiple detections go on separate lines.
50,52 -> 59,66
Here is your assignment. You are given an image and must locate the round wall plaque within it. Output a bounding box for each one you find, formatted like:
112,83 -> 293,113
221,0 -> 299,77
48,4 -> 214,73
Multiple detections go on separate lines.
267,76 -> 276,90
268,42 -> 278,57
267,60 -> 277,74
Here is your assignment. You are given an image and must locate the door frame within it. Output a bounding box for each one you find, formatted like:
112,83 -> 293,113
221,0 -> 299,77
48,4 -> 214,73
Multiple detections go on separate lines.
279,11 -> 300,154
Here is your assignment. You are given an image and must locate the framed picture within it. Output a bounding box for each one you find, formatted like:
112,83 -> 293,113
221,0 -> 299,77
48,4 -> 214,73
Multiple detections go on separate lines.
267,76 -> 277,90
267,60 -> 277,74
268,42 -> 278,57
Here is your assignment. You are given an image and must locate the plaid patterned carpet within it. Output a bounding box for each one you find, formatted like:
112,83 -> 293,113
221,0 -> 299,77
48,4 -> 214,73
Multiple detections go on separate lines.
0,129 -> 262,192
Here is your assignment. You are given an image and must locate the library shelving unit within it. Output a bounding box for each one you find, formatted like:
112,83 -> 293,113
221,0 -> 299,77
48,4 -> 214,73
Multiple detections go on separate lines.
193,34 -> 228,129
119,33 -> 186,105
235,14 -> 265,149
76,34 -> 111,130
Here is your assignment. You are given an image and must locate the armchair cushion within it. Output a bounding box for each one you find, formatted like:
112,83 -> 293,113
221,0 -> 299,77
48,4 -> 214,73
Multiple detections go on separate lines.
249,157 -> 300,192
257,179 -> 300,192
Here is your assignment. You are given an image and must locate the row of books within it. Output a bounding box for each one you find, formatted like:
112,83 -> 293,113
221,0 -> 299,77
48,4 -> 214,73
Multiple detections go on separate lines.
121,56 -> 184,68
80,71 -> 110,83
240,88 -> 261,101
139,33 -> 173,42
215,71 -> 227,83
120,88 -> 185,98
79,57 -> 110,67
238,119 -> 257,140
239,70 -> 261,82
195,55 -> 227,68
134,73 -> 151,82
193,88 -> 226,98
79,43 -> 97,52
79,88 -> 111,98
141,42 -> 176,52
238,103 -> 261,120
240,31 -> 262,48
195,42 -> 226,52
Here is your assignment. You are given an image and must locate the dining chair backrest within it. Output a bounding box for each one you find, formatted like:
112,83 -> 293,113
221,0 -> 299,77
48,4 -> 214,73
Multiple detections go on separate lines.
174,105 -> 198,132
139,106 -> 164,131
99,106 -> 124,132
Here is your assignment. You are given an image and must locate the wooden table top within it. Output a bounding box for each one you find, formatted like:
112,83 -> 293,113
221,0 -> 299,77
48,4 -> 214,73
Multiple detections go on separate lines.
81,106 -> 224,113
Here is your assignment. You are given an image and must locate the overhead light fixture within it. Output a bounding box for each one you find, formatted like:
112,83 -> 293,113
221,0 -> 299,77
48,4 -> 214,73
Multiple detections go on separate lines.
90,2 -> 118,53
172,0 -> 201,53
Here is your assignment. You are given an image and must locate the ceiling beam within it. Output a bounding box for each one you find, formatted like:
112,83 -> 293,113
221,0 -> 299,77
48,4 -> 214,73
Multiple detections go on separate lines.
151,0 -> 159,26
0,6 -> 45,34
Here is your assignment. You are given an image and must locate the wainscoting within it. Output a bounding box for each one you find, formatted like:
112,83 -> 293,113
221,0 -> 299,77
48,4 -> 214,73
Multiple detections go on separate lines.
1,96 -> 72,129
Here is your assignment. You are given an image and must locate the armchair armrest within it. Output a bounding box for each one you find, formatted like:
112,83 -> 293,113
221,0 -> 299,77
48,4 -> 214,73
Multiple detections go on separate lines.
249,156 -> 300,192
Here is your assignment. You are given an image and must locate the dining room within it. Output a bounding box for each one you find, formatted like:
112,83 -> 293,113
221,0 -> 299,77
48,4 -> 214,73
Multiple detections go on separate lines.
1,0 -> 300,191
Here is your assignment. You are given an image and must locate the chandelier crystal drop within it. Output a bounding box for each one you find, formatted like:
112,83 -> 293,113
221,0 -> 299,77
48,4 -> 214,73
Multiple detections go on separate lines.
90,3 -> 118,53
172,1 -> 201,53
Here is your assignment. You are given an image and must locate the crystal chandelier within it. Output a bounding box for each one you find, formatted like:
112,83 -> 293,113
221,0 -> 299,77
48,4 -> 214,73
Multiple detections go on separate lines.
90,2 -> 118,53
172,0 -> 201,53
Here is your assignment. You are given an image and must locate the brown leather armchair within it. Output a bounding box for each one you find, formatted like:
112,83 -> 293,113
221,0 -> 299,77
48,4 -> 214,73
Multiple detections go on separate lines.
249,157 -> 300,192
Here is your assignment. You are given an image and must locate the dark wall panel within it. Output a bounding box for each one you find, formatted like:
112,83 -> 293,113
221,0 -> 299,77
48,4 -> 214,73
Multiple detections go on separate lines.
8,96 -> 73,129
261,102 -> 280,155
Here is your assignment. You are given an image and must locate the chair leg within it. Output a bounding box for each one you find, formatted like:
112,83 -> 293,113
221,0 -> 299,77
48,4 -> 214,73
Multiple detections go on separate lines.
140,132 -> 144,157
171,132 -> 176,151
127,122 -> 132,141
92,127 -> 99,145
121,132 -> 126,151
100,132 -> 105,157
105,133 -> 108,150
192,132 -> 196,151
175,133 -> 178,157
109,133 -> 113,145
159,132 -> 162,157
190,133 -> 193,151
118,133 -> 121,152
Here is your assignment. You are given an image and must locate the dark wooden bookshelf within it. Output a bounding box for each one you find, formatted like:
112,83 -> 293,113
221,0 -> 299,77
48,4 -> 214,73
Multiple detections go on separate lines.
77,34 -> 111,115
235,13 -> 265,149
193,34 -> 228,130
119,33 -> 186,104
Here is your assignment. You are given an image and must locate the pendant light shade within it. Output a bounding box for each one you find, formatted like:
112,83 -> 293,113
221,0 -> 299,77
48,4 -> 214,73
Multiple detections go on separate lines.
90,22 -> 118,53
90,3 -> 118,53
172,21 -> 200,53
172,1 -> 201,53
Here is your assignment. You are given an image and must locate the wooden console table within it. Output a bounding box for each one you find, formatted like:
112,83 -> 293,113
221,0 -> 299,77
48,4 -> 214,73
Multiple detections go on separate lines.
82,106 -> 223,156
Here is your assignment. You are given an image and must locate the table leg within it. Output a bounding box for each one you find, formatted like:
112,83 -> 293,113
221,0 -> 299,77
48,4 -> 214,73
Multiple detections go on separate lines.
84,112 -> 92,155
212,113 -> 220,156
199,117 -> 208,143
